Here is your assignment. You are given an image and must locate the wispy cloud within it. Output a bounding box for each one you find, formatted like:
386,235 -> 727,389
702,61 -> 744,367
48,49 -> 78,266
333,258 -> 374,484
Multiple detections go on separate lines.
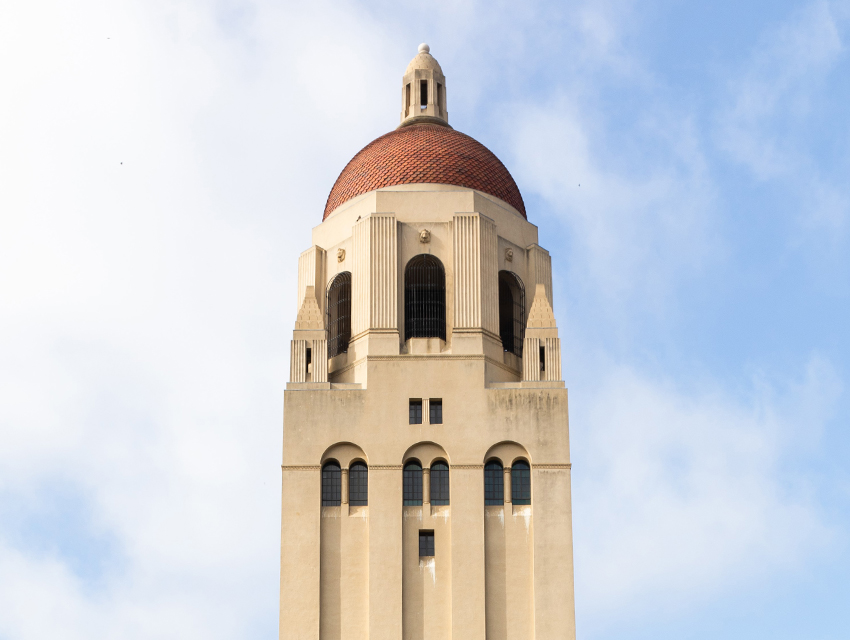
507,96 -> 717,313
573,355 -> 840,630
717,1 -> 850,234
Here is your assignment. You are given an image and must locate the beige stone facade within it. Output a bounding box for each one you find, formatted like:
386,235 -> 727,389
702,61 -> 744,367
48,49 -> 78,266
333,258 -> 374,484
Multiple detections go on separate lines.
280,46 -> 576,640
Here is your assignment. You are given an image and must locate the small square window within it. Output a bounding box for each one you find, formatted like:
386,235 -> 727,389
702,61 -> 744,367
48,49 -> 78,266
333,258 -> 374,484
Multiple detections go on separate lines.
409,399 -> 422,424
419,530 -> 435,557
429,399 -> 442,424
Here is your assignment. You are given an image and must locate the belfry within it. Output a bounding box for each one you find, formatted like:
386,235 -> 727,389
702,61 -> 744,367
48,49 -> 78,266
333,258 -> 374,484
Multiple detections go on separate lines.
280,44 -> 576,640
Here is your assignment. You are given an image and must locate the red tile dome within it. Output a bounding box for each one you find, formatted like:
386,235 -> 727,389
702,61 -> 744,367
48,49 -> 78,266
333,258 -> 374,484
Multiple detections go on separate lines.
323,124 -> 526,220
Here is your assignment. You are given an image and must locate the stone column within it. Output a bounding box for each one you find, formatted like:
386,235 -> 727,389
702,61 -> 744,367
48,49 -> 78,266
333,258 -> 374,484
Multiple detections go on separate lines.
298,245 -> 326,315
352,213 -> 399,354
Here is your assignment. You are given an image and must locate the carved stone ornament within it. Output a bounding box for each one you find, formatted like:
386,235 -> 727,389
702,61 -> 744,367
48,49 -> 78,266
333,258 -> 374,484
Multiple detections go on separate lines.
337,248 -> 346,262
505,248 -> 514,262
419,229 -> 431,244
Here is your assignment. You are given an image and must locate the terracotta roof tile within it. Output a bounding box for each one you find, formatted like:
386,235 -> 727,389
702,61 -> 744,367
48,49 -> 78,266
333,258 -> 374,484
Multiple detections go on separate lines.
323,124 -> 526,220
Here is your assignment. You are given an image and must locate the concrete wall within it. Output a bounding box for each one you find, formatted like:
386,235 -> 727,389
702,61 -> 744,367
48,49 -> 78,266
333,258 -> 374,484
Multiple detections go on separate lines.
281,185 -> 575,640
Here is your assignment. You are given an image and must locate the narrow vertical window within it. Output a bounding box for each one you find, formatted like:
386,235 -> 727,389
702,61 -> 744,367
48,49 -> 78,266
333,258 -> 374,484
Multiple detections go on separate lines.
540,345 -> 546,372
305,347 -> 312,379
429,399 -> 442,424
419,530 -> 435,556
420,80 -> 428,108
322,461 -> 341,506
404,254 -> 446,341
498,271 -> 525,356
404,461 -> 423,505
484,460 -> 504,505
511,460 -> 531,505
349,461 -> 368,506
437,83 -> 442,114
406,83 -> 411,114
430,461 -> 449,505
409,399 -> 423,424
327,272 -> 352,358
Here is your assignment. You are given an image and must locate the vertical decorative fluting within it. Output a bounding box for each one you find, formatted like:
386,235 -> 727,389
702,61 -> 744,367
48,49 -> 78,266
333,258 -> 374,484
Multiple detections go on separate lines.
312,339 -> 328,383
480,216 -> 499,336
522,337 -> 540,382
453,213 -> 498,333
290,340 -> 307,383
453,214 -> 479,329
544,337 -> 561,381
353,214 -> 398,337
298,246 -> 326,314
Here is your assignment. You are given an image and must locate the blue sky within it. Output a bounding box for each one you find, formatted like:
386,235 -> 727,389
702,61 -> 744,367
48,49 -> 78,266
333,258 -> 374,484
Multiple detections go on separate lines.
1,0 -> 849,638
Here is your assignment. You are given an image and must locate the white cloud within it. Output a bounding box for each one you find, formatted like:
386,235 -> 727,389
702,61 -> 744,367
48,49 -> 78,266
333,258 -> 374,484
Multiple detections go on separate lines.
717,0 -> 850,234
0,0 -> 404,636
507,97 -> 717,312
572,355 -> 840,629
1,0 -> 846,637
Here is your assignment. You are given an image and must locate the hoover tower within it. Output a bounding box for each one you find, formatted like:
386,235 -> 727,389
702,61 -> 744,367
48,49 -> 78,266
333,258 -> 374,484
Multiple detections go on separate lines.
280,44 -> 576,640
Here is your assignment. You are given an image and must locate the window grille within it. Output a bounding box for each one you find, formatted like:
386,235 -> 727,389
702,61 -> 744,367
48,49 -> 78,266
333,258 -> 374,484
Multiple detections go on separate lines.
409,399 -> 423,424
498,271 -> 525,356
430,462 -> 449,505
403,460 -> 423,505
405,255 -> 446,341
511,460 -> 531,505
349,461 -> 368,506
322,461 -> 341,506
327,272 -> 351,358
429,399 -> 442,424
419,530 -> 435,556
484,460 -> 504,505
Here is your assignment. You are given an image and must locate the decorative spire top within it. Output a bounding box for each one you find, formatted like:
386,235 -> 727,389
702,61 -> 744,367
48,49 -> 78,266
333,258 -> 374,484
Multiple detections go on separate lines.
525,284 -> 557,333
399,44 -> 449,129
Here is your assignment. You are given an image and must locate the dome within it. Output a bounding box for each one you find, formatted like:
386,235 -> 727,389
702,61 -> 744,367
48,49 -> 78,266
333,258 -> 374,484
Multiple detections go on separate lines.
405,43 -> 443,75
323,124 -> 527,220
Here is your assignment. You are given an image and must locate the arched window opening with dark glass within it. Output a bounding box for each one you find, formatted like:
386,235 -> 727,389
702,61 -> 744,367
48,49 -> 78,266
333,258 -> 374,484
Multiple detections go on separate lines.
327,271 -> 352,358
405,255 -> 446,341
484,460 -> 504,505
403,460 -> 423,505
430,461 -> 450,505
498,271 -> 525,357
511,460 -> 531,505
322,461 -> 341,506
349,461 -> 368,506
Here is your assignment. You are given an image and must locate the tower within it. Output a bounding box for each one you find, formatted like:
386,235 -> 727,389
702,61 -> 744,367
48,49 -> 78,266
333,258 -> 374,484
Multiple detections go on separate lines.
280,45 -> 576,640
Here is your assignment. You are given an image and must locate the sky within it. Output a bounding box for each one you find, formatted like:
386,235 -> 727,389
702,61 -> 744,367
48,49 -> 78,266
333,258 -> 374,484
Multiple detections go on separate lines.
1,0 -> 849,638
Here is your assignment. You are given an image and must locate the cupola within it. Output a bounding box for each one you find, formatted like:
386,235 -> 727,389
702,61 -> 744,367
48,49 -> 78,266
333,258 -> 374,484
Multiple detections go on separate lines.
399,43 -> 449,128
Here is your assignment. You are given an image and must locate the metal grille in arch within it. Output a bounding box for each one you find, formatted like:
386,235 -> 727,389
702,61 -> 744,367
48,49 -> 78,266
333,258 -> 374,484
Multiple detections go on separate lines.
327,272 -> 351,358
404,255 -> 446,341
498,270 -> 525,356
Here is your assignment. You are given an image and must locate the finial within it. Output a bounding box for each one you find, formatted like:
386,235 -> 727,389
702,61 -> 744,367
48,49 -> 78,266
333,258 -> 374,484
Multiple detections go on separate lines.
418,43 -> 430,54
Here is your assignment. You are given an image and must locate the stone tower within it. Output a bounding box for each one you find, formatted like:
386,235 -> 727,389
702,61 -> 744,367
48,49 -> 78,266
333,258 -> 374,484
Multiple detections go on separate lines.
280,44 -> 576,640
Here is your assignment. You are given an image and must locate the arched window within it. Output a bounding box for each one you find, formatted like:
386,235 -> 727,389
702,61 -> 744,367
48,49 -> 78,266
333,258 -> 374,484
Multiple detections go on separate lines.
498,271 -> 525,356
322,461 -> 341,506
430,461 -> 450,505
348,461 -> 368,506
403,460 -> 423,506
511,460 -> 531,505
327,272 -> 352,358
484,460 -> 504,505
405,255 -> 446,341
